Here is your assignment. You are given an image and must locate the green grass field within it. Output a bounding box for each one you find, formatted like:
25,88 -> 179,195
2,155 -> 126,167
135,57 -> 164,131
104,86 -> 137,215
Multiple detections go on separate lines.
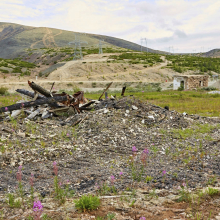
84,90 -> 220,117
1,90 -> 220,117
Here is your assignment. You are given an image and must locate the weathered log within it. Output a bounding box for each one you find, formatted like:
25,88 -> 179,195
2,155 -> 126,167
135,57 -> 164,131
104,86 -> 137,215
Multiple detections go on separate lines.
28,80 -> 52,97
121,86 -> 126,96
16,89 -> 60,107
16,89 -> 45,99
0,96 -> 69,113
79,101 -> 95,108
98,82 -> 113,101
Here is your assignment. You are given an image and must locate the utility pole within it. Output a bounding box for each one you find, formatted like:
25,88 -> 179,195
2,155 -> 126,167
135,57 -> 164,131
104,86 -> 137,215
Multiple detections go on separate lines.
68,33 -> 88,60
140,38 -> 148,53
97,40 -> 105,54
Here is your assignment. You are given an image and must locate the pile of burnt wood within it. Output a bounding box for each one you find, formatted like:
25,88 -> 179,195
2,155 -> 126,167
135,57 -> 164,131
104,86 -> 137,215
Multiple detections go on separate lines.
0,81 -> 126,121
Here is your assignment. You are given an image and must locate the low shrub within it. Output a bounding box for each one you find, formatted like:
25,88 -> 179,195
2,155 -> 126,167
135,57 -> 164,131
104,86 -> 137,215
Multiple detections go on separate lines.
0,68 -> 9,73
200,87 -> 217,91
74,194 -> 100,212
0,87 -> 8,95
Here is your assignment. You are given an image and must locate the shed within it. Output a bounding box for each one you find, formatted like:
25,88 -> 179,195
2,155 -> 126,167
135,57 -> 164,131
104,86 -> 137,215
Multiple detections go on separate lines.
173,75 -> 209,90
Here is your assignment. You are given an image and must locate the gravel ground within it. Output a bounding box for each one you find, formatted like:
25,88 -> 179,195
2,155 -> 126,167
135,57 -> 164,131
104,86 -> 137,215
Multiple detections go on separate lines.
0,96 -> 220,199
0,97 -> 220,219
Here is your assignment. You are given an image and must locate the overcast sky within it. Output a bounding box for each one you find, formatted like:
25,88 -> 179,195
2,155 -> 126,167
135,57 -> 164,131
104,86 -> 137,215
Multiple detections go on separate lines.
1,0 -> 220,53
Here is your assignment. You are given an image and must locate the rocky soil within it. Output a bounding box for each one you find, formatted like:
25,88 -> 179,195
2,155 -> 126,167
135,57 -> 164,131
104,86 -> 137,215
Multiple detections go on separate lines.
0,96 -> 220,219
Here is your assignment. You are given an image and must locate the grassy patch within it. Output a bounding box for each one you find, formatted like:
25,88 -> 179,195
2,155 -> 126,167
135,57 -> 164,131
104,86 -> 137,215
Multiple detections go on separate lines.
84,90 -> 220,117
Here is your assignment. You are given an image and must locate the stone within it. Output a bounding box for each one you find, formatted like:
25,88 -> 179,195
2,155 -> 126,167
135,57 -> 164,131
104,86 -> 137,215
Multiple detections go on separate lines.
132,105 -> 138,110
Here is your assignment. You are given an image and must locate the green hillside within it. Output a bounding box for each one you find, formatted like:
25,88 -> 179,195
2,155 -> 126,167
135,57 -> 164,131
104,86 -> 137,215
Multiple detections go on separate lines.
0,22 -> 161,59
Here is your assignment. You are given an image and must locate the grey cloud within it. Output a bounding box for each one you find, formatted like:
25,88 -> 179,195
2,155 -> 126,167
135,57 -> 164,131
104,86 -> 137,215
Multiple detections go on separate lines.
174,30 -> 187,38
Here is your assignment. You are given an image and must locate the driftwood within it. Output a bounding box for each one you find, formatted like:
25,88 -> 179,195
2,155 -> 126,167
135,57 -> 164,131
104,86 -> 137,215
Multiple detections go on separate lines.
16,89 -> 60,107
98,82 -> 113,101
28,81 -> 52,97
16,89 -> 45,99
0,96 -> 69,113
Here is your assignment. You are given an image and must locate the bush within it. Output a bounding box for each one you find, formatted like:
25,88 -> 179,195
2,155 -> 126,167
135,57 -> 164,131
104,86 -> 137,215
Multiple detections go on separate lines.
200,87 -> 217,91
74,194 -> 100,212
178,85 -> 184,91
0,87 -> 8,95
0,68 -> 9,73
92,82 -> 97,88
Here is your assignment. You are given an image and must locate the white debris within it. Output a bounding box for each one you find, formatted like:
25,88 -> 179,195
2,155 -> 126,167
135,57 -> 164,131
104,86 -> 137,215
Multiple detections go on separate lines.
103,109 -> 109,114
148,115 -> 155,119
132,105 -> 138,110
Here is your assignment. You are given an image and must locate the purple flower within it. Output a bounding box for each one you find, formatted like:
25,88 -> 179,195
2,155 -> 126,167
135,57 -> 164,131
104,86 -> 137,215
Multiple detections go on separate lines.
16,166 -> 22,182
30,173 -> 34,187
59,182 -> 62,186
182,182 -> 186,187
67,133 -> 69,136
110,175 -> 115,185
140,148 -> 149,165
142,91 -> 144,93
33,200 -> 43,211
33,199 -> 43,220
5,107 -> 8,111
162,170 -> 166,176
132,146 -> 137,152
140,217 -> 146,220
53,161 -> 58,176
95,182 -> 100,190
143,148 -> 149,154
119,172 -> 123,176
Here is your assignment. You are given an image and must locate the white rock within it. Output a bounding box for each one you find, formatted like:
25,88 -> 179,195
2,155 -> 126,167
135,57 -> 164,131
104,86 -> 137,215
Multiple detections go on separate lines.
103,109 -> 109,114
132,105 -> 138,110
148,115 -> 154,119
183,112 -> 187,116
126,110 -> 130,114
142,119 -> 145,124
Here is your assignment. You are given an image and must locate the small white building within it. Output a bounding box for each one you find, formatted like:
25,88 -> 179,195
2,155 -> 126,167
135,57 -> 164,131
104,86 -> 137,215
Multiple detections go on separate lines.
173,75 -> 209,90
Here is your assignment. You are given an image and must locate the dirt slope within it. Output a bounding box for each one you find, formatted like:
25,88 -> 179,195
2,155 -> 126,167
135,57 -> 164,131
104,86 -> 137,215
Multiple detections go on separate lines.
48,54 -> 176,83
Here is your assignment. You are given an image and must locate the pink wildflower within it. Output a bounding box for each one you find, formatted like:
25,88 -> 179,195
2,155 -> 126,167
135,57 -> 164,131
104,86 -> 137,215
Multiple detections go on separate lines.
140,148 -> 149,165
5,107 -> 8,111
53,161 -> 58,176
162,170 -> 166,176
30,173 -> 34,187
110,175 -> 115,185
33,199 -> 43,220
119,172 -> 123,176
140,217 -> 146,220
95,183 -> 100,190
132,146 -> 137,152
16,166 -> 22,182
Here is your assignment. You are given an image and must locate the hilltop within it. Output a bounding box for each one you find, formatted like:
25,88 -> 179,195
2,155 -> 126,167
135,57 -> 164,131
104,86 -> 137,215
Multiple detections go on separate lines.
0,22 -> 159,59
